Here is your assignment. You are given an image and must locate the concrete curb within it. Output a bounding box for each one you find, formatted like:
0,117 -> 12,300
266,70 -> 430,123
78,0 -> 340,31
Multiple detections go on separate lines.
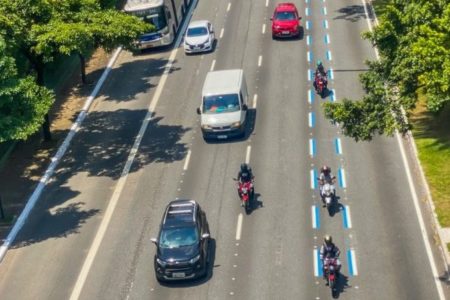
367,0 -> 450,279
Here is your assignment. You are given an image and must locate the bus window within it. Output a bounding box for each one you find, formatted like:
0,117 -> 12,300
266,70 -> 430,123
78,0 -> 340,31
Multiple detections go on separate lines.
135,7 -> 168,31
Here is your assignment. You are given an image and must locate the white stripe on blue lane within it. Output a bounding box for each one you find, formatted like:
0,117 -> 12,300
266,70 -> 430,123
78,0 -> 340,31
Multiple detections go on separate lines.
323,20 -> 328,29
328,68 -> 334,80
335,138 -> 342,154
314,249 -> 323,277
305,0 -> 309,3
307,51 -> 312,62
342,205 -> 352,229
307,35 -> 311,45
338,168 -> 347,188
308,112 -> 315,128
312,206 -> 320,229
324,34 -> 330,44
308,69 -> 312,81
305,7 -> 310,16
323,7 -> 327,15
347,249 -> 358,276
310,169 -> 318,189
309,138 -> 316,157
308,89 -> 314,104
306,20 -> 311,30
330,89 -> 336,102
326,50 -> 332,61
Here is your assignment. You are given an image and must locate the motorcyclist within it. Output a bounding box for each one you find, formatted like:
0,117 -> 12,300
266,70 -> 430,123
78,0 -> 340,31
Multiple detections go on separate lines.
318,165 -> 336,206
313,60 -> 328,91
320,235 -> 341,282
237,163 -> 254,183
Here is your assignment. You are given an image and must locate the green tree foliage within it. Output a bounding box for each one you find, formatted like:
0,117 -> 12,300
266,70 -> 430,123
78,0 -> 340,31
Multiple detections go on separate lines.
0,0 -> 151,141
0,38 -> 53,142
324,0 -> 450,141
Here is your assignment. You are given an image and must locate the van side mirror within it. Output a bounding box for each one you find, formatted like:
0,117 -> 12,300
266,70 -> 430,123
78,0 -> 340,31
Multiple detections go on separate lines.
151,238 -> 158,244
270,17 -> 273,21
196,107 -> 201,114
242,104 -> 248,111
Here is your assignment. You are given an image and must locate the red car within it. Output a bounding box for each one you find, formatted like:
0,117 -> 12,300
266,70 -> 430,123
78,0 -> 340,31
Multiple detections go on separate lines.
271,3 -> 302,39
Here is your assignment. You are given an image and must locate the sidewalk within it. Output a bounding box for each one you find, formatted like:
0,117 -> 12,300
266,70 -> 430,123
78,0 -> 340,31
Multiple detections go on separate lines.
0,49 -> 111,241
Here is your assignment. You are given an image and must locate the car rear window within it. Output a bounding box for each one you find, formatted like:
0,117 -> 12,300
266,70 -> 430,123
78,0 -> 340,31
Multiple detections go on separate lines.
203,94 -> 240,114
275,11 -> 296,20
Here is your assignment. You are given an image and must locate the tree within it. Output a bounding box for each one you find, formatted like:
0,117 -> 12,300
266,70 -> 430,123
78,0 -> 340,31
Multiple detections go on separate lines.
0,37 -> 54,142
0,0 -> 151,140
323,0 -> 450,141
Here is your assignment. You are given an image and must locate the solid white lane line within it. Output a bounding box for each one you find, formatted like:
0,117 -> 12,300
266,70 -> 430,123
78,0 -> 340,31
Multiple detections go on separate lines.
69,10 -> 192,297
210,59 -> 216,71
183,150 -> 191,171
0,47 -> 122,263
258,55 -> 263,67
253,94 -> 258,109
220,28 -> 224,39
361,1 -> 444,295
266,0 -> 269,7
262,23 -> 266,34
236,213 -> 243,240
245,146 -> 251,164
227,2 -> 231,11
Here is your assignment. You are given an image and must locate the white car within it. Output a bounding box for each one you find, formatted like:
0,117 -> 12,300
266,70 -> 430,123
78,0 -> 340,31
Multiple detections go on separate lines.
184,20 -> 215,54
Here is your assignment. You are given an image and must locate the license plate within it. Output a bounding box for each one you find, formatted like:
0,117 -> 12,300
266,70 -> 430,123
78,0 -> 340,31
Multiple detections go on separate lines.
172,272 -> 185,278
217,135 -> 227,139
282,31 -> 290,34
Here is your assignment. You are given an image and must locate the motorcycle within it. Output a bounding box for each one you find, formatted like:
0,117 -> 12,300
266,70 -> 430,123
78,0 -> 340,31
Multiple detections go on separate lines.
314,74 -> 328,97
323,256 -> 340,294
318,177 -> 336,209
234,179 -> 254,212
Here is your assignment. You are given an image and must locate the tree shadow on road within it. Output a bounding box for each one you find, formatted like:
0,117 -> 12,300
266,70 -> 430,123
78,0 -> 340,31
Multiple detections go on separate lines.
333,5 -> 370,22
8,111 -> 191,248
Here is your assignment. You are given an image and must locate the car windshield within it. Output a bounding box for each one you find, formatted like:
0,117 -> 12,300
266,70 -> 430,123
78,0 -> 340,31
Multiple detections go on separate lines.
187,26 -> 208,37
203,94 -> 240,114
132,6 -> 167,31
275,11 -> 296,20
159,226 -> 199,248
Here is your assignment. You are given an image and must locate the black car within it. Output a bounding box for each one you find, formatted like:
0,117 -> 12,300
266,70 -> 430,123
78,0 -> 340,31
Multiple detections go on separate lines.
151,199 -> 210,282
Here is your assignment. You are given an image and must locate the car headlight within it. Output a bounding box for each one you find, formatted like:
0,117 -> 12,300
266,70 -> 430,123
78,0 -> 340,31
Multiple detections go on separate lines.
231,122 -> 241,128
189,255 -> 201,264
156,258 -> 167,267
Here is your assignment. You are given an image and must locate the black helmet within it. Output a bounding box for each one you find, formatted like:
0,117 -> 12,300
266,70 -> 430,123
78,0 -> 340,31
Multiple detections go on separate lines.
324,235 -> 332,244
240,163 -> 248,172
321,165 -> 330,173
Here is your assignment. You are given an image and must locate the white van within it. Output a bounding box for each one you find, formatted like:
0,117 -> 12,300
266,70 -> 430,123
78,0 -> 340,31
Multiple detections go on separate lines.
196,69 -> 249,140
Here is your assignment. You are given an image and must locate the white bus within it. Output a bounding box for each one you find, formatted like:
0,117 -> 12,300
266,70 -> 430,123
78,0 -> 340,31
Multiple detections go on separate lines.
124,0 -> 192,49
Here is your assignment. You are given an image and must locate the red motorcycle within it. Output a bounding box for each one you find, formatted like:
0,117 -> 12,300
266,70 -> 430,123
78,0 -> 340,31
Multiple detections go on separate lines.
235,179 -> 254,212
314,74 -> 328,97
323,256 -> 340,295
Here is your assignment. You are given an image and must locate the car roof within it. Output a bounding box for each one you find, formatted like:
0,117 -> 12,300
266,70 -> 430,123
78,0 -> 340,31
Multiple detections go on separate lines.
163,199 -> 198,227
203,69 -> 243,96
188,20 -> 210,28
275,2 -> 297,12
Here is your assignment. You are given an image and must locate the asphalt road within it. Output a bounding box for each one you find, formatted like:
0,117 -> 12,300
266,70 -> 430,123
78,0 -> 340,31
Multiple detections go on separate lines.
0,0 -> 448,299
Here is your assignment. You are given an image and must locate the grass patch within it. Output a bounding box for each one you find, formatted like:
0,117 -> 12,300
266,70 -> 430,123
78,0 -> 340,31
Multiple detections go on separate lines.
410,95 -> 450,227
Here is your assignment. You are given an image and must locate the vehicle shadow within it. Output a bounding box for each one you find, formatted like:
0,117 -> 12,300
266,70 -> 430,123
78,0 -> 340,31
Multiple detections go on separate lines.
332,272 -> 350,298
158,238 -> 217,288
246,193 -> 264,215
328,196 -> 343,217
333,5 -> 369,23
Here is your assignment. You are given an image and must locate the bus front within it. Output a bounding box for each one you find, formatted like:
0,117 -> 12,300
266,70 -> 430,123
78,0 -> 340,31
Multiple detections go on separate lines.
125,0 -> 174,49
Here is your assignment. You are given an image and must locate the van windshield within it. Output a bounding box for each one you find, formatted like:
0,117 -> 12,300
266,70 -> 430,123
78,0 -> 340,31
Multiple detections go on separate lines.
203,94 -> 240,114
